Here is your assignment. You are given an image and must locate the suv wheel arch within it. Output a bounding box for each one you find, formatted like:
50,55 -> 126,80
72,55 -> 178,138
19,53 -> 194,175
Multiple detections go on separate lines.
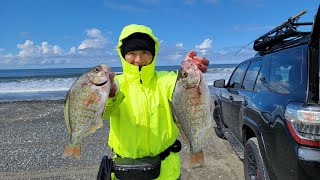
244,137 -> 269,180
213,105 -> 225,139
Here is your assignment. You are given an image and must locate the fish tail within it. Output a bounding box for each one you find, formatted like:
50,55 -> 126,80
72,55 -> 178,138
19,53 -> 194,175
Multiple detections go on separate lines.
190,150 -> 205,169
63,144 -> 81,160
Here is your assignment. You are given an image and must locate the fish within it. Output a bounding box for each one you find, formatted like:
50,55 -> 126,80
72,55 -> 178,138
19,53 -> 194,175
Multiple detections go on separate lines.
172,55 -> 214,168
63,64 -> 113,159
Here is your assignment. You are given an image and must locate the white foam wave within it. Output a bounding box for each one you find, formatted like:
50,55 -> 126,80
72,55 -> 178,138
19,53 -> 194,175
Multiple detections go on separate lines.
204,72 -> 232,86
0,71 -> 233,101
207,67 -> 235,73
0,77 -> 76,93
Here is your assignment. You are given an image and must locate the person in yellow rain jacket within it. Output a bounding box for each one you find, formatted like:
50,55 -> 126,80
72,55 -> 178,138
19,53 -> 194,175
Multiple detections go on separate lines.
100,24 -> 209,180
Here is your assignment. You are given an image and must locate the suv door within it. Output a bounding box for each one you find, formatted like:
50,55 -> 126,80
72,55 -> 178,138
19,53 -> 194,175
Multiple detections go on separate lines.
221,62 -> 249,130
233,60 -> 262,139
310,6 -> 320,103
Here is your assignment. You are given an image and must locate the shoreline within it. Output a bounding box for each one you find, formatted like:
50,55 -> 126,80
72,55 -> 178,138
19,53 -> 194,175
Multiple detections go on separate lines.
0,98 -> 65,104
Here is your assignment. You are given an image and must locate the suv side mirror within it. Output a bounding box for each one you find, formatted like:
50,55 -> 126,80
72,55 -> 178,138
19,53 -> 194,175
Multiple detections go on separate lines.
214,79 -> 226,88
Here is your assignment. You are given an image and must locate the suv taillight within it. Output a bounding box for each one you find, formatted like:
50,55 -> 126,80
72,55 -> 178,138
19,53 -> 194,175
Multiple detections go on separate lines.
285,102 -> 320,147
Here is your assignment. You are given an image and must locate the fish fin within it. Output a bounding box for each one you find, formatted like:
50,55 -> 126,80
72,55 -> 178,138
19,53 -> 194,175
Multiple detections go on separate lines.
64,93 -> 71,133
210,98 -> 215,115
190,150 -> 205,169
176,122 -> 191,147
83,120 -> 103,138
97,120 -> 103,128
63,144 -> 81,160
171,105 -> 191,146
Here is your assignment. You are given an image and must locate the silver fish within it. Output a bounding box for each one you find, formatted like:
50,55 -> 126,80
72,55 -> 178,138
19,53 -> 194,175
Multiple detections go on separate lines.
63,64 -> 113,159
172,59 -> 214,168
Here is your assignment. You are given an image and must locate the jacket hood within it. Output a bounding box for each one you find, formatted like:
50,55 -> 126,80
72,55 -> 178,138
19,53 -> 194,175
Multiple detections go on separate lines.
117,24 -> 159,84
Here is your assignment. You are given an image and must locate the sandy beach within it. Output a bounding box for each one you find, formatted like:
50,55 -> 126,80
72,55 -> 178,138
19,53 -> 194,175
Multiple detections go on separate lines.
0,100 -> 244,180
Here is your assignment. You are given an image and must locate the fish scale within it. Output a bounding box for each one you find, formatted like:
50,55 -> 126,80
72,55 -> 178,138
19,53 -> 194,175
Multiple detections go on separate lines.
63,64 -> 112,160
186,88 -> 210,150
172,59 -> 214,168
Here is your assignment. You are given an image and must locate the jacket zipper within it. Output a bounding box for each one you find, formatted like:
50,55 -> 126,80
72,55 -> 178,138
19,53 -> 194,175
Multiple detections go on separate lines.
139,72 -> 149,154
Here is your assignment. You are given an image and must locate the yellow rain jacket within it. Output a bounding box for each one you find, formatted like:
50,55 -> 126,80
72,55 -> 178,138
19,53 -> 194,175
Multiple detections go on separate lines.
102,24 -> 180,180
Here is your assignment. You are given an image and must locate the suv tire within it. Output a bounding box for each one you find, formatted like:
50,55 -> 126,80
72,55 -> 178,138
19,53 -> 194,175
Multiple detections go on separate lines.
244,137 -> 269,180
213,108 -> 225,139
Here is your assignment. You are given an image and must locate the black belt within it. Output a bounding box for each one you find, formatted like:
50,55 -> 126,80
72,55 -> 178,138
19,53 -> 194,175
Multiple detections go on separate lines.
115,139 -> 182,160
98,140 -> 182,180
159,139 -> 181,160
112,139 -> 181,180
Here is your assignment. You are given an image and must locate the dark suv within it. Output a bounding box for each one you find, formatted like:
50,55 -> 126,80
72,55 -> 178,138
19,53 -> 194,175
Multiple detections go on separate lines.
211,7 -> 320,180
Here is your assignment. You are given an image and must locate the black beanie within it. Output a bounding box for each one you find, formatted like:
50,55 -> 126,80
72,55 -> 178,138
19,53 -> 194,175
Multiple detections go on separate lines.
121,33 -> 155,58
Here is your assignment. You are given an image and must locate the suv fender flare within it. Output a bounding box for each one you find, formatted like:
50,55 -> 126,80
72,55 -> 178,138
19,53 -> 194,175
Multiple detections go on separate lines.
213,94 -> 221,106
213,95 -> 226,127
242,115 -> 275,179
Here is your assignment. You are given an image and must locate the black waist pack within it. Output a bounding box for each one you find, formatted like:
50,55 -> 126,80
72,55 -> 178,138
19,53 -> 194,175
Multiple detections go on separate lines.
113,155 -> 161,180
97,154 -> 113,180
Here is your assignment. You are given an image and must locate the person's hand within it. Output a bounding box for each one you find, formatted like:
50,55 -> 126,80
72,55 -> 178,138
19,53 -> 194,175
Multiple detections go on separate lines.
184,50 -> 209,73
108,72 -> 118,97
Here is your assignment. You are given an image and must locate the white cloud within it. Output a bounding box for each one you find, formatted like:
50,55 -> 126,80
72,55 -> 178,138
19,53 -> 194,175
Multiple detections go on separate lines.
87,28 -> 104,39
0,26 -> 256,69
198,49 -> 207,55
41,58 -> 69,65
195,38 -> 213,55
0,53 -> 14,64
17,40 -> 64,58
196,38 -> 213,49
69,47 -> 76,55
17,40 -> 41,58
78,28 -> 107,50
53,46 -> 63,55
4,53 -> 14,58
176,42 -> 183,48
41,42 -> 52,54
0,27 -> 119,68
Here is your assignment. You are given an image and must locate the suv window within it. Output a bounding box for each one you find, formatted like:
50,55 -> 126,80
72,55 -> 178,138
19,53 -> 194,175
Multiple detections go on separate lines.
254,59 -> 269,92
228,63 -> 249,88
269,47 -> 303,94
243,60 -> 262,91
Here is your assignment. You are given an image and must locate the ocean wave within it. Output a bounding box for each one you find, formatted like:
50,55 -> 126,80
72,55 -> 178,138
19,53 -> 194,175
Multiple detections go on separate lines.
0,66 -> 234,101
207,67 -> 235,73
0,78 -> 76,94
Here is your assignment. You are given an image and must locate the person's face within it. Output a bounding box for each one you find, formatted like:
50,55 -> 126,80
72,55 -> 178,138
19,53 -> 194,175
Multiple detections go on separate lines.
124,50 -> 153,66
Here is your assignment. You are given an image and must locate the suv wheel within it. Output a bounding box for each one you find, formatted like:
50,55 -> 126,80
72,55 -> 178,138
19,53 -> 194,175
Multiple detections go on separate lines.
213,108 -> 225,139
244,137 -> 269,180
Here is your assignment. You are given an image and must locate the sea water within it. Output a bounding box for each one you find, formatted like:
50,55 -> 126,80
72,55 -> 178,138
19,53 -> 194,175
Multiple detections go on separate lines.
0,64 -> 236,102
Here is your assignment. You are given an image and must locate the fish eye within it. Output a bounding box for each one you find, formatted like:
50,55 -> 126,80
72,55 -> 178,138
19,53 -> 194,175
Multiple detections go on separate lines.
94,67 -> 100,72
181,71 -> 188,78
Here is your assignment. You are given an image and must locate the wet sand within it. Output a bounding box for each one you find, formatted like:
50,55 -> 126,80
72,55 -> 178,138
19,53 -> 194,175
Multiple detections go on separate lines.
0,100 -> 244,180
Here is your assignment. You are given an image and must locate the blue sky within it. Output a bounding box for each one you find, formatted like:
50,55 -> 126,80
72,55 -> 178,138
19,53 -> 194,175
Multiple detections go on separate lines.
0,0 -> 319,69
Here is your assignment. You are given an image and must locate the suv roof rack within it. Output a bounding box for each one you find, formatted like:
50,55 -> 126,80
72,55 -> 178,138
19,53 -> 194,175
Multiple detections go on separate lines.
253,10 -> 313,52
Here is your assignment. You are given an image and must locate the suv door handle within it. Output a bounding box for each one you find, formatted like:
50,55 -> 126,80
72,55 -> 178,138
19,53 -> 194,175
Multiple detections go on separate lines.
260,77 -> 268,83
229,96 -> 234,100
